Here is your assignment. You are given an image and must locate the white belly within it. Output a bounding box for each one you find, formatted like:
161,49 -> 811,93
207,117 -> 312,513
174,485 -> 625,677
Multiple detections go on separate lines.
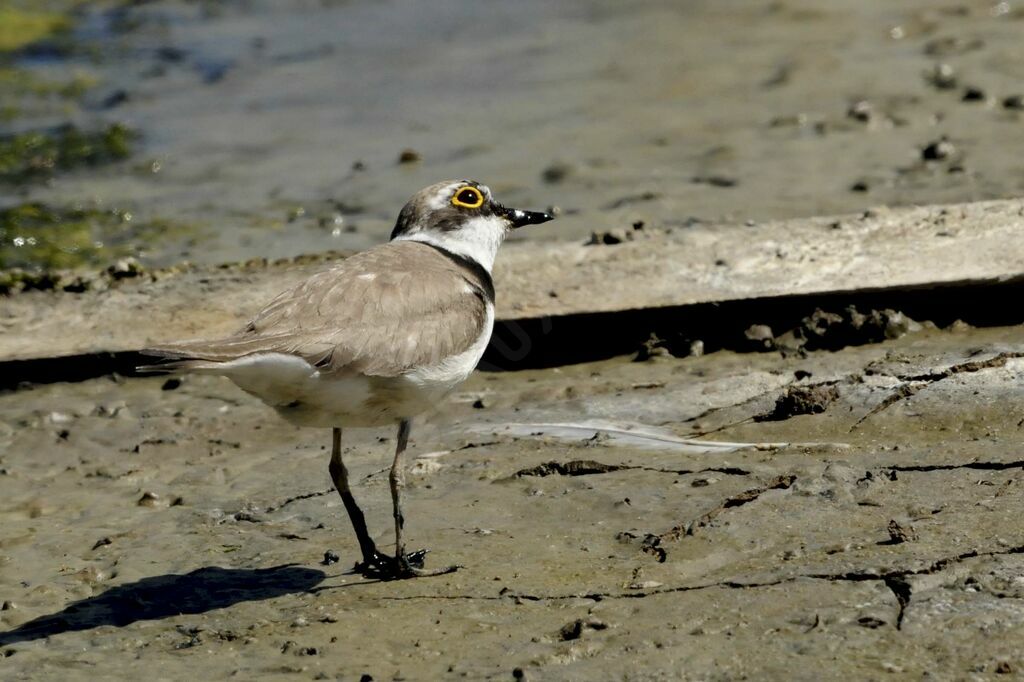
213,308 -> 493,428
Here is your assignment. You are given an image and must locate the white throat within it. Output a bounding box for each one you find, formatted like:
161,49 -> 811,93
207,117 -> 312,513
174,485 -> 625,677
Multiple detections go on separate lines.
393,215 -> 508,272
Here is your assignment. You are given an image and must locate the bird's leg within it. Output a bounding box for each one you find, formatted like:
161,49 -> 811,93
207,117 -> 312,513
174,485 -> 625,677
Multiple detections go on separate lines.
389,419 -> 460,578
328,427 -> 389,573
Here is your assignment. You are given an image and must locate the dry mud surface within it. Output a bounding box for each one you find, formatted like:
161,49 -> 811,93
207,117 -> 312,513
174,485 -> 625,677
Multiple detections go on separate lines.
2,325 -> 1024,679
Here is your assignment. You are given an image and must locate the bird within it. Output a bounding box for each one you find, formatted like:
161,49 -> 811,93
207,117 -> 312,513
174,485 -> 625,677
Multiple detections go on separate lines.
138,180 -> 554,579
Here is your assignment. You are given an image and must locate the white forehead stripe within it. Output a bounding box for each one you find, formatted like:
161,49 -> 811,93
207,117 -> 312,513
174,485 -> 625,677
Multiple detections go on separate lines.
426,181 -> 465,211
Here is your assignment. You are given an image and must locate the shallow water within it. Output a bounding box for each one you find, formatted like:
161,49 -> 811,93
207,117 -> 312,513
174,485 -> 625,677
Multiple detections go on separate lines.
4,0 -> 1024,269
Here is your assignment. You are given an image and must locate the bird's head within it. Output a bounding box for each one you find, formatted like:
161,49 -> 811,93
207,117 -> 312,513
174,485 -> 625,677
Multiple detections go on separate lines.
390,180 -> 553,271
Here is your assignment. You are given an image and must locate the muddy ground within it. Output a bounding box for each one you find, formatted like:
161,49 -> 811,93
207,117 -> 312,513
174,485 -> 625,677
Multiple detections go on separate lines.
2,323 -> 1024,679
5,1 -> 1024,680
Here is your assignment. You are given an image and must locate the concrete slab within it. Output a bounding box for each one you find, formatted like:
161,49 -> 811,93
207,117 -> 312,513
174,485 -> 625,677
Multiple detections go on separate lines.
2,199 -> 1024,364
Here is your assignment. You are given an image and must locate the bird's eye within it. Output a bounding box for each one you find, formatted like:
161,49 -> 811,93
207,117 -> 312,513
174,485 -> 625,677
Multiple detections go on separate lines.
451,186 -> 484,209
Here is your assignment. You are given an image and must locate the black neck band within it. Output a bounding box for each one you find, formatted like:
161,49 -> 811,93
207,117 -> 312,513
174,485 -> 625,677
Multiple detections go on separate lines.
420,242 -> 495,304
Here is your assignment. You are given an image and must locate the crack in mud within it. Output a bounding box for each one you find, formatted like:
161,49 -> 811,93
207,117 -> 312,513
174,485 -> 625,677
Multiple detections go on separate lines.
639,474 -> 797,561
884,576 -> 913,629
371,544 -> 1024,626
264,488 -> 335,514
513,459 -> 750,479
855,351 -> 1024,428
887,459 -> 1024,473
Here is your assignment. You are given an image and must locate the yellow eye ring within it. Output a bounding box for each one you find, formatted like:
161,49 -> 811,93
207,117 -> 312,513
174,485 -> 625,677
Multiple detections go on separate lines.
451,186 -> 484,209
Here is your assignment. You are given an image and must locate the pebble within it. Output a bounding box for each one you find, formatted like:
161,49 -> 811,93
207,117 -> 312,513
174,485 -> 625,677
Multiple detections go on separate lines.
961,86 -> 986,102
397,149 -> 421,164
137,491 -> 161,507
1003,95 -> 1024,110
541,162 -> 573,184
107,258 -> 143,280
927,63 -> 957,89
744,324 -> 775,350
922,137 -> 955,161
322,549 -> 340,565
847,100 -> 873,122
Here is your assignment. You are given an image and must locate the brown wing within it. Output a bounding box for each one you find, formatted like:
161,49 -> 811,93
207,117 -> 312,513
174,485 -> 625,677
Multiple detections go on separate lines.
143,241 -> 490,377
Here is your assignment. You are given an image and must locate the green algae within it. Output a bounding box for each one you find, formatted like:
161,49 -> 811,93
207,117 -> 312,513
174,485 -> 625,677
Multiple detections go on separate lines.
0,67 -> 96,99
0,202 -> 184,272
0,122 -> 135,183
0,5 -> 72,53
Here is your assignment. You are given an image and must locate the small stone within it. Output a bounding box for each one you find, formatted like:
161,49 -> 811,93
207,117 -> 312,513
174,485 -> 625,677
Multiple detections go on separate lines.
922,137 -> 955,161
541,162 -> 572,184
137,491 -> 160,507
887,519 -> 918,544
161,377 -> 182,391
1003,95 -> 1024,110
587,230 -> 625,245
634,333 -> 670,362
93,401 -> 127,418
744,324 -> 775,350
557,618 -> 608,641
856,616 -> 887,629
322,550 -> 340,566
359,675 -> 374,682
847,100 -> 873,122
688,339 -> 704,357
291,616 -> 309,628
397,149 -> 421,164
850,180 -> 869,193
927,63 -> 957,89
512,668 -> 526,680
1,601 -> 14,610
961,86 -> 986,102
995,661 -> 1013,674
92,537 -> 113,550
472,398 -> 487,409
107,258 -> 143,280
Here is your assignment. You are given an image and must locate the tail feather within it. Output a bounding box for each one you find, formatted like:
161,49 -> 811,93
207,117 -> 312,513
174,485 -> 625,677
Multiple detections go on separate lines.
135,358 -> 230,374
136,332 -> 305,374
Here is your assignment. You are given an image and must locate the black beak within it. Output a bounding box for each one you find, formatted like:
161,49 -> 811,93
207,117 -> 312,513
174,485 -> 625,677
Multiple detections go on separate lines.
499,205 -> 554,229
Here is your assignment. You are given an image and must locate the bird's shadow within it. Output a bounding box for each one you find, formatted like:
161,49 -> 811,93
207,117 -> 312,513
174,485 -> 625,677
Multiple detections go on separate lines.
0,564 -> 325,647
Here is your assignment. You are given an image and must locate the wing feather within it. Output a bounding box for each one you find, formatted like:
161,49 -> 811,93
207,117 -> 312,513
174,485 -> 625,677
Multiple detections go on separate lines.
141,241 -> 490,378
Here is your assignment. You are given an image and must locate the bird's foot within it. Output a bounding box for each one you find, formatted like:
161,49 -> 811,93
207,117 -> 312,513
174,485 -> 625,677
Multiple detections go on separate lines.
353,549 -> 459,580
